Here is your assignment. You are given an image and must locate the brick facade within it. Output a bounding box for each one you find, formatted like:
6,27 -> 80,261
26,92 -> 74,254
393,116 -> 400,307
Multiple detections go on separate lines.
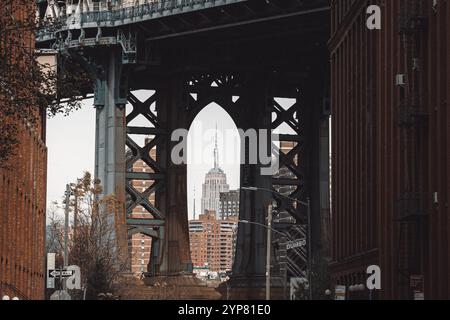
0,119 -> 47,300
0,0 -> 47,300
189,211 -> 237,273
330,0 -> 450,299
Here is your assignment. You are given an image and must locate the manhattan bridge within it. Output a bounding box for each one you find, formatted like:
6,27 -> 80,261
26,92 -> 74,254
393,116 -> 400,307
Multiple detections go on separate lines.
36,0 -> 331,299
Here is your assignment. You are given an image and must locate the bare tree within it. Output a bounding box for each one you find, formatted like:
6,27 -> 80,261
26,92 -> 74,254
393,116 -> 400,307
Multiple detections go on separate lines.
68,172 -> 129,300
45,201 -> 65,257
45,201 -> 66,299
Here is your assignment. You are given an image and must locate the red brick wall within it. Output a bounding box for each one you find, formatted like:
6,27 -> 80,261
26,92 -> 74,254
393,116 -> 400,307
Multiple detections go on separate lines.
329,0 -> 379,296
330,0 -> 450,299
0,119 -> 47,300
0,0 -> 47,300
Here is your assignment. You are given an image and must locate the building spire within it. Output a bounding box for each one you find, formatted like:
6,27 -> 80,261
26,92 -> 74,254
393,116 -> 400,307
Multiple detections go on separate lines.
193,187 -> 196,220
214,123 -> 219,169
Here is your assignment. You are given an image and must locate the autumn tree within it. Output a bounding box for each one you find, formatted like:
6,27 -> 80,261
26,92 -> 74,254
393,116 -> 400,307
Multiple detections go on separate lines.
67,172 -> 129,300
0,0 -> 92,168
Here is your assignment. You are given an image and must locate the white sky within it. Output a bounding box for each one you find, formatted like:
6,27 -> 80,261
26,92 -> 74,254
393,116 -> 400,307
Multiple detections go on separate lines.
46,99 -> 96,207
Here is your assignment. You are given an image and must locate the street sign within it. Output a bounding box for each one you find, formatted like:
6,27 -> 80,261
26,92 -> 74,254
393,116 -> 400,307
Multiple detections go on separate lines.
410,275 -> 424,300
286,238 -> 306,250
47,265 -> 81,293
335,285 -> 346,300
46,253 -> 56,289
48,269 -> 75,278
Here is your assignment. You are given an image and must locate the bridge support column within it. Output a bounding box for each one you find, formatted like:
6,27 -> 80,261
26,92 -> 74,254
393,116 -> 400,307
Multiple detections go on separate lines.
225,73 -> 284,299
94,50 -> 128,248
307,76 -> 331,276
153,74 -> 193,276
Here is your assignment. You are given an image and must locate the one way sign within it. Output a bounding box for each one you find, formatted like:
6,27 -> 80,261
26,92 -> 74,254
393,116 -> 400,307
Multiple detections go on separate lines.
48,269 -> 75,278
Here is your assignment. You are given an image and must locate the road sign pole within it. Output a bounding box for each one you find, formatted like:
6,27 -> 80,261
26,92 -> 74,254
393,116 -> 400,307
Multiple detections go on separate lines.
46,253 -> 56,289
63,184 -> 71,292
60,267 -> 63,294
64,184 -> 70,267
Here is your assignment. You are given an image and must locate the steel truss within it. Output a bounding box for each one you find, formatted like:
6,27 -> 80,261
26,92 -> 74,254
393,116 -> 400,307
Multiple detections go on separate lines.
121,69 -> 315,278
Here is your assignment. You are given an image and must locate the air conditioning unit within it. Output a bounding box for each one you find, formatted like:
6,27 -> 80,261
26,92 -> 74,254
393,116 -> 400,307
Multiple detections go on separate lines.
396,74 -> 407,86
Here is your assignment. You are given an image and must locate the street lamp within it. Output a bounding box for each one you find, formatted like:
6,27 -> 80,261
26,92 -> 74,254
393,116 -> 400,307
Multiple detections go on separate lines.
241,186 -> 313,300
238,203 -> 276,301
238,218 -> 306,300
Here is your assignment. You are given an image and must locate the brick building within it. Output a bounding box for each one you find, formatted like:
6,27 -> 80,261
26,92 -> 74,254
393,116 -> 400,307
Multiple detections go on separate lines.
189,211 -> 237,273
0,125 -> 47,300
0,1 -> 47,299
330,0 -> 450,299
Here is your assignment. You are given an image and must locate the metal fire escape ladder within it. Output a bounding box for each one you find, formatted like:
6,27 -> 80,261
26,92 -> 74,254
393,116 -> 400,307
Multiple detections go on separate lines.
395,0 -> 428,297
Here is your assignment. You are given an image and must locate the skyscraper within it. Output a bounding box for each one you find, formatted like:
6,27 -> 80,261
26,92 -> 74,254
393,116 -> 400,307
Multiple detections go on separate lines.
201,127 -> 229,219
219,190 -> 240,220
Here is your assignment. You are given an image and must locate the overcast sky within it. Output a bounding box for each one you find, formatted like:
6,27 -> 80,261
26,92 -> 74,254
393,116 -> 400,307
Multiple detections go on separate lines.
46,92 -> 242,220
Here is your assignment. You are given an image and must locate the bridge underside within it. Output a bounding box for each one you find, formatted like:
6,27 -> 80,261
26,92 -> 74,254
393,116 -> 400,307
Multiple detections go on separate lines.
38,0 -> 330,298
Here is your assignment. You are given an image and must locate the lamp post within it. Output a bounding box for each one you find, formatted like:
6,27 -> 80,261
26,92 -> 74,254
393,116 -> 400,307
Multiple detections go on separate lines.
241,186 -> 313,300
63,184 -> 71,268
239,212 -> 289,301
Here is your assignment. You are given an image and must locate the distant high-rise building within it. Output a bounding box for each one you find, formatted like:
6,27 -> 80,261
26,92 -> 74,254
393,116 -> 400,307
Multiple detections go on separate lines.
189,211 -> 238,273
219,190 -> 240,220
201,127 -> 229,219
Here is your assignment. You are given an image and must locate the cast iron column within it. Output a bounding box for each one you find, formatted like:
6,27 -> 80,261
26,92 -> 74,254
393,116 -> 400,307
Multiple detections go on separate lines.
155,73 -> 193,275
94,50 -> 127,247
230,72 -> 276,298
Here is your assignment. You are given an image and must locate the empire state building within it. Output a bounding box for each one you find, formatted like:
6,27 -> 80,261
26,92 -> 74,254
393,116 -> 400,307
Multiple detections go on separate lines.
201,129 -> 229,219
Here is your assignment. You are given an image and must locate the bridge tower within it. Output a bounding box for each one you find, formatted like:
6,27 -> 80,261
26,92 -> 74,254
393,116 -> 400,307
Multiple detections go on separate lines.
37,0 -> 331,299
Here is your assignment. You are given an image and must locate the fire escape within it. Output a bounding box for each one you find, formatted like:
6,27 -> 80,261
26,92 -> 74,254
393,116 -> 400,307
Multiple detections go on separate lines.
395,0 -> 428,299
